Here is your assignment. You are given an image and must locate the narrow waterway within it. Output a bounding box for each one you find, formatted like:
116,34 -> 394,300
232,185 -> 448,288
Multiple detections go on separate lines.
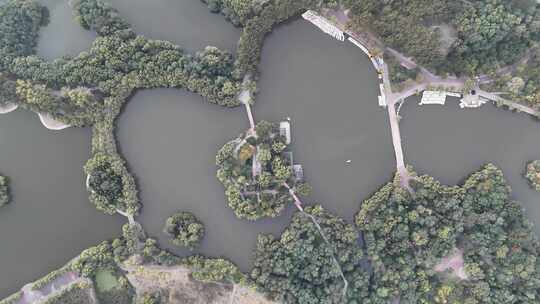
0,110 -> 122,297
401,98 -> 540,234
36,0 -> 96,61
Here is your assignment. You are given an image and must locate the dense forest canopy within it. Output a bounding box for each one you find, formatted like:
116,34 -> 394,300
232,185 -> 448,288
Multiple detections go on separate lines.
0,0 -> 243,128
344,0 -> 540,76
251,205 -> 370,304
203,0 -> 540,77
0,0 -> 47,69
357,164 -> 540,303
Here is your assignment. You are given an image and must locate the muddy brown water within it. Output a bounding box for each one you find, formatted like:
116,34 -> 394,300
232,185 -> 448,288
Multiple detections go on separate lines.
3,0 -> 540,298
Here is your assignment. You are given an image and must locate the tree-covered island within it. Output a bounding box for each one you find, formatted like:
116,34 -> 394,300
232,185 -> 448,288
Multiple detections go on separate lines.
163,211 -> 205,250
84,152 -> 139,216
216,120 -> 311,220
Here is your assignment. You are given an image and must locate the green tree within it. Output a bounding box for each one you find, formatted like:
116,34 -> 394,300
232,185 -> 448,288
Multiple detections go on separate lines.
163,211 -> 205,250
216,121 -> 309,220
252,205 -> 370,303
84,153 -> 140,215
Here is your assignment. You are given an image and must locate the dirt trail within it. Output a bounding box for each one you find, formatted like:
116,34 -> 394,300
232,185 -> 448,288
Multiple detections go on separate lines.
17,272 -> 83,304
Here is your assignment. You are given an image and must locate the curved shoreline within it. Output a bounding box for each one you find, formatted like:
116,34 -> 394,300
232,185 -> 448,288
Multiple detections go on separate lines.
0,105 -> 72,131
0,103 -> 18,114
37,113 -> 71,131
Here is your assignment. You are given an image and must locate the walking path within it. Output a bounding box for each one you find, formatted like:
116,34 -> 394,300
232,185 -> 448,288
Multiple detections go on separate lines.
282,182 -> 349,300
477,89 -> 537,116
237,74 -> 349,294
283,182 -> 304,212
309,9 -> 539,191
239,76 -> 256,132
116,208 -> 136,225
307,9 -> 414,189
386,101 -> 413,191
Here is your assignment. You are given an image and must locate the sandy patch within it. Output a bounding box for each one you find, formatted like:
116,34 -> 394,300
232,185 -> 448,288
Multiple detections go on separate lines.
123,264 -> 274,304
434,248 -> 468,280
38,113 -> 71,130
0,103 -> 18,114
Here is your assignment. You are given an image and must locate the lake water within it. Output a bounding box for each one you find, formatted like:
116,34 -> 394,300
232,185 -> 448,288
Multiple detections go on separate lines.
3,0 -> 540,298
0,110 -> 122,297
107,0 -> 240,53
36,0 -> 96,61
0,0 -> 117,297
400,99 -> 540,235
116,17 -> 394,270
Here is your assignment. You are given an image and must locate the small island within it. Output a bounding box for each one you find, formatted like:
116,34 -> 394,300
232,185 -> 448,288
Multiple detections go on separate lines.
0,174 -> 10,207
84,153 -> 140,216
525,160 -> 540,191
163,211 -> 205,250
216,120 -> 311,220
